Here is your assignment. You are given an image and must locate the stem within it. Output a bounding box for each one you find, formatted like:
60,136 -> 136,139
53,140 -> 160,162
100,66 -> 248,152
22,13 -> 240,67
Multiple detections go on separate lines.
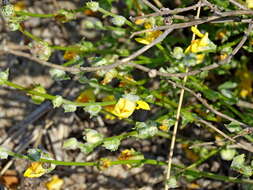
6,149 -> 253,184
3,80 -> 116,107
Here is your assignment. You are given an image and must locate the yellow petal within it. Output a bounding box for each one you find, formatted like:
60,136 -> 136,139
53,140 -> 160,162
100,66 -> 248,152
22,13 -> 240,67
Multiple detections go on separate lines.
136,100 -> 150,110
46,175 -> 64,190
23,162 -> 47,178
246,0 -> 253,8
76,89 -> 95,103
135,37 -> 150,45
134,18 -> 145,25
196,54 -> 205,64
113,98 -> 136,119
191,26 -> 204,38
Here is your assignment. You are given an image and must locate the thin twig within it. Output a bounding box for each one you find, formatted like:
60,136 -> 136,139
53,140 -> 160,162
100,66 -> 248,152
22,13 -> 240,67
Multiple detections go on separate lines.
228,0 -> 248,10
198,119 -> 253,152
1,29 -> 173,73
141,0 -> 160,12
130,10 -> 253,37
165,4 -> 201,190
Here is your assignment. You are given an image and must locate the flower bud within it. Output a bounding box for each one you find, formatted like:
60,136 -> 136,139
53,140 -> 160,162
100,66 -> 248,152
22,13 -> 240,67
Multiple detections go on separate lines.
86,1 -> 99,12
30,85 -> 46,104
0,69 -> 9,85
1,4 -> 14,17
111,16 -> 126,26
102,138 -> 120,151
8,22 -> 20,31
83,105 -> 102,117
172,47 -> 184,60
52,95 -> 63,108
84,129 -> 103,144
0,146 -> 9,159
63,104 -> 77,112
27,148 -> 41,161
63,138 -> 79,150
49,68 -> 68,80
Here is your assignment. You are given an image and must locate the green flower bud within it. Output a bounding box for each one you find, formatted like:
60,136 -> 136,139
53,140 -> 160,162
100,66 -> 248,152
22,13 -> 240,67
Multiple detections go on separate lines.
63,104 -> 77,112
103,138 -> 120,151
166,176 -> 178,188
78,142 -> 95,154
135,122 -> 158,139
220,149 -> 236,160
241,166 -> 252,177
27,148 -> 41,161
0,146 -> 9,159
84,129 -> 103,144
83,20 -> 95,29
30,85 -> 46,104
49,68 -> 69,81
83,105 -> 102,117
231,154 -> 245,169
0,69 -> 9,85
79,41 -> 94,52
172,47 -> 184,60
86,1 -> 99,12
63,138 -> 79,150
8,22 -> 20,31
111,16 -> 126,26
52,95 -> 64,108
1,4 -> 14,17
30,42 -> 52,61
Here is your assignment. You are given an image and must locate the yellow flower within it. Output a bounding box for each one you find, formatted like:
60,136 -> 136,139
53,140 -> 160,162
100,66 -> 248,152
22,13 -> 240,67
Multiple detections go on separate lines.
118,149 -> 134,160
98,158 -> 111,170
23,162 -> 48,178
103,95 -> 116,120
112,98 -> 136,119
185,26 -> 215,64
135,21 -> 162,45
246,0 -> 253,8
14,1 -> 26,11
112,97 -> 150,119
45,175 -> 64,190
76,89 -> 95,103
236,67 -> 253,98
159,125 -> 169,132
136,100 -> 150,110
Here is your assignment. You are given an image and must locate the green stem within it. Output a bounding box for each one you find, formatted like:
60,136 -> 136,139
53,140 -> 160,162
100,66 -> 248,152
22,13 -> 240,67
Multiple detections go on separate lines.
3,80 -> 116,107
15,11 -> 55,18
7,149 -> 253,184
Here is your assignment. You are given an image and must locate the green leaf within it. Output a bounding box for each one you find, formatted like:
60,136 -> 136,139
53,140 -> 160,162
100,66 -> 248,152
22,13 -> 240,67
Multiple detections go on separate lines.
218,81 -> 237,90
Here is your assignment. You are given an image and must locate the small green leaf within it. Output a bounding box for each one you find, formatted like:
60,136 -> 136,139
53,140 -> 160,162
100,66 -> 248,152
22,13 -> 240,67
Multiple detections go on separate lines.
218,81 -> 237,90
